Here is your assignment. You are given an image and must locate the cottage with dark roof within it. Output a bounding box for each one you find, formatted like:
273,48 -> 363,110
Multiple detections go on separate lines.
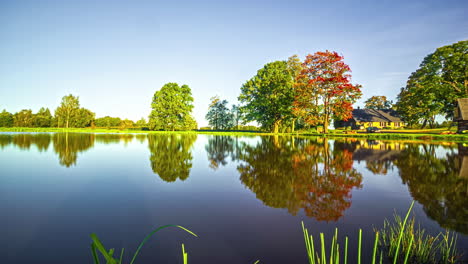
454,98 -> 468,133
335,108 -> 405,129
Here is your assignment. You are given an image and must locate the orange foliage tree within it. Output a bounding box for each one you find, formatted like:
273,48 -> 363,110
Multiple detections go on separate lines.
293,51 -> 362,133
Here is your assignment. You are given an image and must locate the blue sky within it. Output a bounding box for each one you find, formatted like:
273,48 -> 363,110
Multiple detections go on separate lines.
0,0 -> 467,126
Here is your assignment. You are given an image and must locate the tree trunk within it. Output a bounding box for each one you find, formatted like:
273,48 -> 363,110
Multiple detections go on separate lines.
421,119 -> 427,129
324,117 -> 329,134
273,120 -> 281,134
291,118 -> 296,133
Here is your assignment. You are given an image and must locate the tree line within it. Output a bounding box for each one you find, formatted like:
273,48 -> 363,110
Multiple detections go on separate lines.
1,41 -> 465,132
0,94 -> 147,129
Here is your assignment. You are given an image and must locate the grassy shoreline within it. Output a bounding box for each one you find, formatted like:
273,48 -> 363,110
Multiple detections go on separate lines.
1,127 -> 467,142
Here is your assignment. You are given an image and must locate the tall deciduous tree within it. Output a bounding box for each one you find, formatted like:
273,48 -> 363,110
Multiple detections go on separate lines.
231,104 -> 242,130
239,61 -> 295,133
294,51 -> 362,133
364,96 -> 392,110
55,94 -> 80,128
395,40 -> 468,126
0,110 -> 14,127
206,96 -> 233,130
149,83 -> 195,131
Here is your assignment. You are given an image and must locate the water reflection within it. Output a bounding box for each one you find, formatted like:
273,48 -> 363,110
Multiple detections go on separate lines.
394,143 -> 468,234
0,133 -> 137,168
205,136 -> 241,170
236,136 -> 363,222
147,134 -> 197,182
0,133 -> 52,152
0,133 -> 467,231
53,133 -> 95,167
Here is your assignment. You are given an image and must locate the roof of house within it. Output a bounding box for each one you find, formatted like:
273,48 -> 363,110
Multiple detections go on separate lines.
351,109 -> 403,123
456,98 -> 468,121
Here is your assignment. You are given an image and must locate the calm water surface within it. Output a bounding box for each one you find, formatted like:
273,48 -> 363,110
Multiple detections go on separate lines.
0,133 -> 467,263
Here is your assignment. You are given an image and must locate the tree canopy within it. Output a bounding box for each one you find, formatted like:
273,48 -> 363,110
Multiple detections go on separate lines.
238,60 -> 296,133
149,82 -> 196,131
395,40 -> 468,127
364,96 -> 392,110
55,94 -> 80,128
293,51 -> 362,133
0,110 -> 14,127
206,96 -> 234,130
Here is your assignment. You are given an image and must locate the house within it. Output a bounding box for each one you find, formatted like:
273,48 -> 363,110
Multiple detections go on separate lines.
335,108 -> 405,130
454,98 -> 468,133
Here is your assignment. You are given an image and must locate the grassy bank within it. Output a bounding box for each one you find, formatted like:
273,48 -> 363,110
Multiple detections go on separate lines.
1,127 -> 467,142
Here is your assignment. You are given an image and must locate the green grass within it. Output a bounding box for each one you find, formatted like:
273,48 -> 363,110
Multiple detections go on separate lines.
301,201 -> 461,264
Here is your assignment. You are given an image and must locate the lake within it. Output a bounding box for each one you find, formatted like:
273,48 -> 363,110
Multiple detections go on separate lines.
0,133 -> 467,263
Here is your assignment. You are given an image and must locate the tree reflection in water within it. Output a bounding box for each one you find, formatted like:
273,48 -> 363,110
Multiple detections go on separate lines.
205,136 -> 243,170
0,133 -> 52,151
53,133 -> 95,167
394,143 -> 468,234
147,134 -> 197,182
237,136 -> 362,222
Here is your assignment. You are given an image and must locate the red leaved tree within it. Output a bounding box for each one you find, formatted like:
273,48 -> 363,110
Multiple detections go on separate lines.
293,51 -> 362,133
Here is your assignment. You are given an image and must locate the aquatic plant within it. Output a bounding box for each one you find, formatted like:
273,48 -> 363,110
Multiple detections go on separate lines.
90,224 -> 197,264
301,201 -> 461,264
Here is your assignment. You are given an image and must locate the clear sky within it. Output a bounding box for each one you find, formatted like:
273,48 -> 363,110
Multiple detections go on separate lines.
1,0 -> 467,126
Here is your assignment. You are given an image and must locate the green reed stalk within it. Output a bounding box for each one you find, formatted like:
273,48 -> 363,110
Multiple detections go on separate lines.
182,244 -> 188,264
403,234 -> 414,264
358,229 -> 362,264
393,201 -> 415,264
320,233 -> 326,264
372,232 -> 379,264
344,236 -> 348,264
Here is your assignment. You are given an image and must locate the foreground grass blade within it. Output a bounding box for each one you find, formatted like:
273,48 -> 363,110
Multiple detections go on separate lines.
91,242 -> 100,264
393,201 -> 415,264
403,234 -> 414,264
344,236 -> 348,264
130,225 -> 198,264
182,243 -> 188,264
119,248 -> 124,264
90,233 -> 117,264
372,232 -> 379,264
358,229 -> 362,264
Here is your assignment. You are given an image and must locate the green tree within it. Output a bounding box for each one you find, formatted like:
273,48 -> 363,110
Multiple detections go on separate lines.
231,104 -> 242,130
55,94 -> 80,128
0,110 -> 14,127
206,96 -> 233,130
33,107 -> 52,127
395,40 -> 468,126
13,109 -> 34,127
71,108 -> 95,128
119,119 -> 134,130
364,96 -> 392,110
238,61 -> 295,133
149,83 -> 195,131
135,118 -> 147,127
95,116 -> 122,128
